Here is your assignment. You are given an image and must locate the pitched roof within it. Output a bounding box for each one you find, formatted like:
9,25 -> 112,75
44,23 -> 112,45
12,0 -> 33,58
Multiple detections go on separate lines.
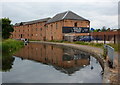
14,17 -> 51,26
46,11 -> 89,24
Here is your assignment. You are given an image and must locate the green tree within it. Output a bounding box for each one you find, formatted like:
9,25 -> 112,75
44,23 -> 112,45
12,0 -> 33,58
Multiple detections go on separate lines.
107,28 -> 111,31
1,18 -> 14,39
101,26 -> 107,32
93,29 -> 101,32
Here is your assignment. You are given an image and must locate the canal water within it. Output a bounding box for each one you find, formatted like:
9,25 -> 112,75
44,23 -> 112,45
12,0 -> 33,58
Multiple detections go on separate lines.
2,43 -> 103,83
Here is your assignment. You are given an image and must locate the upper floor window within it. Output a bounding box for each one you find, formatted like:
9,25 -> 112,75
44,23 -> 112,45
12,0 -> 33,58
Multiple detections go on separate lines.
74,22 -> 77,27
40,28 -> 42,31
51,24 -> 53,28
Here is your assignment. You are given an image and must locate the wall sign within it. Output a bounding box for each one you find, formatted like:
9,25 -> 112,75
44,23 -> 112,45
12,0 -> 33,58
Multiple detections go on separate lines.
62,27 -> 89,33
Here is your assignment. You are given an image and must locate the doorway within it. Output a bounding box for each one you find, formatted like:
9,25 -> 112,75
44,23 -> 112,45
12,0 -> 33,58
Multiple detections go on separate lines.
20,34 -> 23,38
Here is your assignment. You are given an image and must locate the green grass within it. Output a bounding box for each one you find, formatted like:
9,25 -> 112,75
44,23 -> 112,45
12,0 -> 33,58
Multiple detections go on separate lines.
47,40 -> 119,52
107,43 -> 118,51
2,39 -> 24,54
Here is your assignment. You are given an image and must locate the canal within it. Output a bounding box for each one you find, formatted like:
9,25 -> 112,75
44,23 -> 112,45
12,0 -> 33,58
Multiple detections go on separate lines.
2,43 -> 103,83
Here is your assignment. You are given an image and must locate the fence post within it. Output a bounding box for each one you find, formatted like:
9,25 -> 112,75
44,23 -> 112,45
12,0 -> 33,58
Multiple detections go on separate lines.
114,34 -> 116,44
104,35 -> 106,44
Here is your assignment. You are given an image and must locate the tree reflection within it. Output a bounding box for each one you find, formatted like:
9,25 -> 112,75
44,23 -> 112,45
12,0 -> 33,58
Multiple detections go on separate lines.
2,53 -> 15,72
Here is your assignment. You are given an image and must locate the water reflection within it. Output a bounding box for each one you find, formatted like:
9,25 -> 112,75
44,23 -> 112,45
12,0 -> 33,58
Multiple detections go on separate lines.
14,43 -> 91,75
2,53 -> 15,72
3,43 -> 102,83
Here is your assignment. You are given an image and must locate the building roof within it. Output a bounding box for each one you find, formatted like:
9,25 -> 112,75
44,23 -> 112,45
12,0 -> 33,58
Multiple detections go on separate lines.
46,11 -> 89,24
14,17 -> 51,26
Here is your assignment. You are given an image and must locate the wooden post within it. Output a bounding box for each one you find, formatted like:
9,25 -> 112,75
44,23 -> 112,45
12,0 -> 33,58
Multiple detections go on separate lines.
114,34 -> 116,44
104,35 -> 106,44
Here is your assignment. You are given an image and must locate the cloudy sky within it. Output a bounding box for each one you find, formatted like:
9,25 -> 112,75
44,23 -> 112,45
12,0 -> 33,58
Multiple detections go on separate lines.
1,0 -> 119,29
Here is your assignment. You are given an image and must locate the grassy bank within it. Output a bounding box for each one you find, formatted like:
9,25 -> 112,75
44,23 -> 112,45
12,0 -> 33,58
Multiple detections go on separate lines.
48,40 -> 118,52
2,39 -> 24,53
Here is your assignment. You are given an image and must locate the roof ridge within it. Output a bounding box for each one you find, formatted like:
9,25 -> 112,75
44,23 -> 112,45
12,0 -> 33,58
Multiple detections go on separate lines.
62,11 -> 69,19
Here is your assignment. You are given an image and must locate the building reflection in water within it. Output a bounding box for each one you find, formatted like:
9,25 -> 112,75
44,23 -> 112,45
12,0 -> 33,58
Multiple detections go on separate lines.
15,43 -> 91,75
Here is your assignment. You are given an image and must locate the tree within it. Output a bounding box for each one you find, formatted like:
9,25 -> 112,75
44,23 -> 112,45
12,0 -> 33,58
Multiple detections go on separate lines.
1,18 -> 14,39
93,29 -> 101,32
101,26 -> 107,32
97,29 -> 101,32
107,28 -> 111,31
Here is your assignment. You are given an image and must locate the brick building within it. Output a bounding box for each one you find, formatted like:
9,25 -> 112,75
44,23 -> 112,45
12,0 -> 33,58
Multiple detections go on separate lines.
11,11 -> 90,41
12,18 -> 51,40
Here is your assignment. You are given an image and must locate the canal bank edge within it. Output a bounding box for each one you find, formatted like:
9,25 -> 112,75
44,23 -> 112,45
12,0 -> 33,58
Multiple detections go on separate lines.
29,41 -> 118,84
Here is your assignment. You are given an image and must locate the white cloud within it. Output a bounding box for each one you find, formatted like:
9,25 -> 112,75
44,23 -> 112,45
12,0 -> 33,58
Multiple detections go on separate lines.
1,1 -> 118,29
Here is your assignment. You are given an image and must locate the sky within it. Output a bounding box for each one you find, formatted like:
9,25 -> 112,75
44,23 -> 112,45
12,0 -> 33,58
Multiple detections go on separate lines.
0,0 -> 119,29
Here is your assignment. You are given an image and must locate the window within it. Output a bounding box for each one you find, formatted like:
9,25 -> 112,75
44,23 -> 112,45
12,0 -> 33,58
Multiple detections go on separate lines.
31,34 -> 33,36
40,28 -> 42,31
51,24 -> 53,28
74,22 -> 77,27
36,28 -> 38,31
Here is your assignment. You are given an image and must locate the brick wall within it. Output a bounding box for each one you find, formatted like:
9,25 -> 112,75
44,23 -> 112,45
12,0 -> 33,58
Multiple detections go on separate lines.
12,21 -> 46,40
46,20 -> 90,41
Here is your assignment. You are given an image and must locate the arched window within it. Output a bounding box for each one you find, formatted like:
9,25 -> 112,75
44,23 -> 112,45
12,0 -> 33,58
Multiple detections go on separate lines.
74,22 -> 77,27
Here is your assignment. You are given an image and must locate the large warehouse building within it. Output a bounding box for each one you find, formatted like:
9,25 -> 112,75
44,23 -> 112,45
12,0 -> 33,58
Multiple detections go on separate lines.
11,11 -> 90,41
